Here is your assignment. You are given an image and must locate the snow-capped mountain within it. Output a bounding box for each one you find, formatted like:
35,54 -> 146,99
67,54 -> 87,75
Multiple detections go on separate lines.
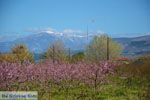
0,32 -> 91,53
0,32 -> 150,57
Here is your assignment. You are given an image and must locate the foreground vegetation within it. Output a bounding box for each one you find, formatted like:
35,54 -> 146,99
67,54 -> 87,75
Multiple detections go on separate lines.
0,58 -> 149,100
0,35 -> 149,100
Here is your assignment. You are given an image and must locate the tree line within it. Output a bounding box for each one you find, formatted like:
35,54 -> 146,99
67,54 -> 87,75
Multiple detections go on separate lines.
0,35 -> 122,63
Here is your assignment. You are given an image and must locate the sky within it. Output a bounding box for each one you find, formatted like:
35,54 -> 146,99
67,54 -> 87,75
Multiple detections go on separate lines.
0,0 -> 149,37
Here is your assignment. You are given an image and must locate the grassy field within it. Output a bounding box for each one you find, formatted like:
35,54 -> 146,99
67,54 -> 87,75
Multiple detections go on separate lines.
39,76 -> 149,100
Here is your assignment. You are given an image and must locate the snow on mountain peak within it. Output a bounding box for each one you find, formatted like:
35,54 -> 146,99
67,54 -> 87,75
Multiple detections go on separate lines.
26,27 -> 106,38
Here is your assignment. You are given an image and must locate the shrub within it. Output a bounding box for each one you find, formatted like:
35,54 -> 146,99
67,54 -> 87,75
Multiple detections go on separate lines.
71,52 -> 85,63
0,53 -> 18,63
11,44 -> 34,63
136,55 -> 150,61
85,35 -> 122,62
45,40 -> 68,63
115,55 -> 150,77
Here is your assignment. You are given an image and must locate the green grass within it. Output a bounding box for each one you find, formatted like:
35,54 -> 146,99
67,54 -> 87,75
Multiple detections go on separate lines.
39,76 -> 149,100
1,71 -> 149,100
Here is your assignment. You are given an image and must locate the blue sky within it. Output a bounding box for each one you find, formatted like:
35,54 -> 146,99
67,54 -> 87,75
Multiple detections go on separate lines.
0,0 -> 149,37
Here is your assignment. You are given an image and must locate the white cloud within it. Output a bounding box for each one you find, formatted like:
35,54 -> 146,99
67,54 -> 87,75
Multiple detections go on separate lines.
26,27 -> 64,36
63,29 -> 82,34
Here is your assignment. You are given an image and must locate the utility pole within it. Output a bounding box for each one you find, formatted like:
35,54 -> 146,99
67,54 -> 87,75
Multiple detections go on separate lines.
52,45 -> 55,63
68,48 -> 71,62
107,36 -> 109,60
87,19 -> 95,41
87,25 -> 89,41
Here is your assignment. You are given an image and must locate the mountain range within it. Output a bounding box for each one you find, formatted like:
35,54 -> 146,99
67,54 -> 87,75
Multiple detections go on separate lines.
115,35 -> 150,57
0,32 -> 150,57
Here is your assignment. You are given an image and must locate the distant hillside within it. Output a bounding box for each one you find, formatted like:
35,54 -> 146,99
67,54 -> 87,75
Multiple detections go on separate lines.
114,35 -> 150,56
